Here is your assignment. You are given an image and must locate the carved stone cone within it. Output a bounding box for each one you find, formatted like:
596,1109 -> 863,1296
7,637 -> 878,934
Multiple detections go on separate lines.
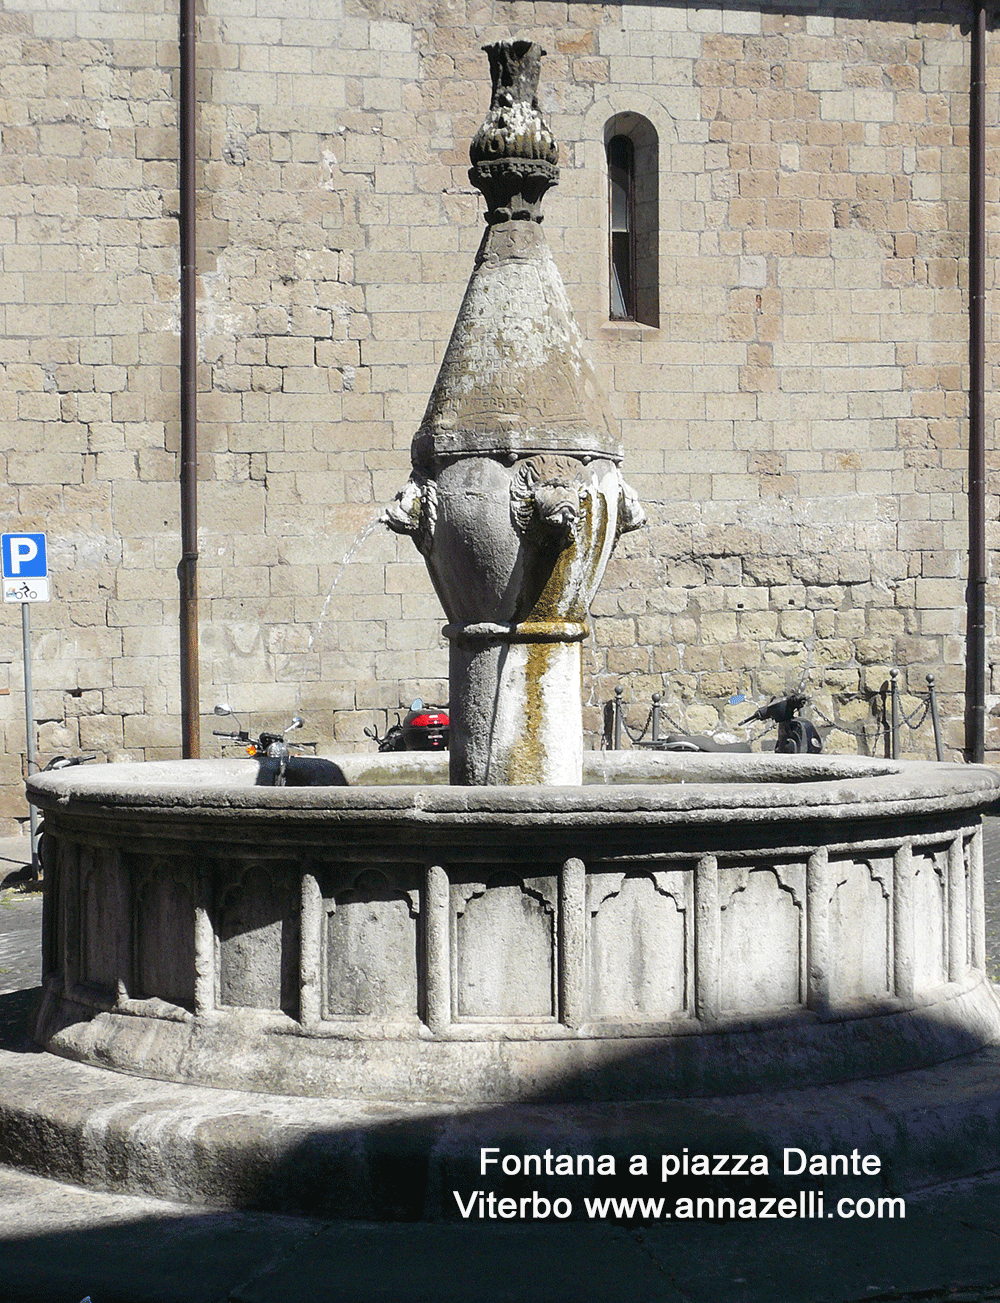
384,41 -> 644,784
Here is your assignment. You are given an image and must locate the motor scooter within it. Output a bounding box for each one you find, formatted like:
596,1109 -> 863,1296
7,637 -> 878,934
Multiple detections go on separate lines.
212,705 -> 317,785
742,693 -> 823,754
633,693 -> 822,754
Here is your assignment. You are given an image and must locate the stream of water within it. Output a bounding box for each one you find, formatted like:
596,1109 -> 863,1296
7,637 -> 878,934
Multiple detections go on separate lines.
305,513 -> 384,661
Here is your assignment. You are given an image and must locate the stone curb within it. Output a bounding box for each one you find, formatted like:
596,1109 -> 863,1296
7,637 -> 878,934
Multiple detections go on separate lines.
4,1040 -> 1000,1220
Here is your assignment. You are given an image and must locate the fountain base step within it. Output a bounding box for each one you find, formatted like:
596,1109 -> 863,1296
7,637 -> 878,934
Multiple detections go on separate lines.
5,1031 -> 1000,1219
36,973 -> 1000,1103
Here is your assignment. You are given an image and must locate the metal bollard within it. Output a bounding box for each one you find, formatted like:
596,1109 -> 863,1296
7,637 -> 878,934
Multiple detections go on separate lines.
613,684 -> 623,750
927,673 -> 944,762
890,668 -> 900,760
651,692 -> 661,744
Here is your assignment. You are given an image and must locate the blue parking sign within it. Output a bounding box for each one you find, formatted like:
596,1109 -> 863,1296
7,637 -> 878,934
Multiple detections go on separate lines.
2,533 -> 50,601
2,533 -> 47,579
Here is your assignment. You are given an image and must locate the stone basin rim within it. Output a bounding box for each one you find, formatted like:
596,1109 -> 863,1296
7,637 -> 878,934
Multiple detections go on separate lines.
32,749 -> 1000,1104
26,754 -> 1000,824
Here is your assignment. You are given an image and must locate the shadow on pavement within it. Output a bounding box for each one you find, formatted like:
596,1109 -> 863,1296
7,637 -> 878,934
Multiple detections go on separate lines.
3,1172 -> 1000,1303
0,988 -> 41,1052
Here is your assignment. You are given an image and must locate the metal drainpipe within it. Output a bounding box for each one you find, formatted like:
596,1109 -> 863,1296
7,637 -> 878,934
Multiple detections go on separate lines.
966,0 -> 988,764
179,0 -> 200,757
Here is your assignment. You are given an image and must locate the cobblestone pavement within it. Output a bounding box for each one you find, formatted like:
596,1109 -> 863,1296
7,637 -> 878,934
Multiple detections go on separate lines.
0,890 -> 42,997
0,835 -> 42,1000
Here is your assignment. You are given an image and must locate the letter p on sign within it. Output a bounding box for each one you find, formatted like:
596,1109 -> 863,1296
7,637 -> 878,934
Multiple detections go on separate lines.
2,533 -> 46,578
9,537 -> 36,573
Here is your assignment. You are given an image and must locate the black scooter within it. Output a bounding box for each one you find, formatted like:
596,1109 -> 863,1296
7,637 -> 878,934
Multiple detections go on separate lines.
742,693 -> 823,754
212,705 -> 316,785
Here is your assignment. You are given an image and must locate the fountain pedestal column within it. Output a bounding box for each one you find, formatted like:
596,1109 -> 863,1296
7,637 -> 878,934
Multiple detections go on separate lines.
384,41 -> 644,785
446,621 -> 588,786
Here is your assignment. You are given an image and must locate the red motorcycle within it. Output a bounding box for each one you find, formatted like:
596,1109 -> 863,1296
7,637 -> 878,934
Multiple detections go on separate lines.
366,700 -> 449,752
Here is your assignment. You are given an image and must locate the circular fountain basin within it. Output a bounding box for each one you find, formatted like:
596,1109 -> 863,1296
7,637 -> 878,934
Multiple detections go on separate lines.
29,753 -> 1000,1103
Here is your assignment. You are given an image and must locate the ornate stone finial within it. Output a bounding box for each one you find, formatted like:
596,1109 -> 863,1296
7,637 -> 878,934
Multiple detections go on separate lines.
469,40 -> 559,224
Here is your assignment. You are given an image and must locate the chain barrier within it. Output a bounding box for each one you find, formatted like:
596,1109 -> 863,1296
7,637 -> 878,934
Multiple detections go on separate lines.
805,696 -> 904,750
617,699 -> 776,748
807,697 -> 887,750
619,706 -> 653,746
605,669 -> 944,761
606,686 -> 776,750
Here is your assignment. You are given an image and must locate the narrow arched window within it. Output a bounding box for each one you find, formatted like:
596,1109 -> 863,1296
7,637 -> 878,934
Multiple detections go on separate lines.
605,114 -> 659,328
607,134 -> 635,320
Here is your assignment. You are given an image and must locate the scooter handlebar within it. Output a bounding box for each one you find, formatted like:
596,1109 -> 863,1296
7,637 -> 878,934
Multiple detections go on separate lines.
742,694 -> 809,726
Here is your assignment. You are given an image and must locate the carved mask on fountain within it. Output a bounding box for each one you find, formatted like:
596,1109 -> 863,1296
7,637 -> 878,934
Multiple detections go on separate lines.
384,40 -> 645,786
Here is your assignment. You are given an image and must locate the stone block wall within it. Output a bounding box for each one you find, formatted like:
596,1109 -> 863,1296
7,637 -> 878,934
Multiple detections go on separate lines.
0,0 -> 996,823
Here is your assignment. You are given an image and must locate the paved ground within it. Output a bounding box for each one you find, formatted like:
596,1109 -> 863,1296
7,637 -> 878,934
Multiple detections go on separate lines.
0,834 -> 42,998
3,1153 -> 1000,1303
0,891 -> 42,996
4,826 -> 1000,1301
4,1145 -> 1000,1302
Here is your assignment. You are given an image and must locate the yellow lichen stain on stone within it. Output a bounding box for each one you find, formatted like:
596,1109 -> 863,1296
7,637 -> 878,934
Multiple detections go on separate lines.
590,486 -> 612,582
509,639 -> 552,784
529,488 -> 604,624
530,538 -> 575,623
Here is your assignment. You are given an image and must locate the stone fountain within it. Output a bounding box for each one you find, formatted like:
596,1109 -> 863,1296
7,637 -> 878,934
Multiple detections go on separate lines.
13,42 -> 1000,1214
382,38 -> 643,787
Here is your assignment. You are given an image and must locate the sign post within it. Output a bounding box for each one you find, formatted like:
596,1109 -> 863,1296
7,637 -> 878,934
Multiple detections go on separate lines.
2,533 -> 50,875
